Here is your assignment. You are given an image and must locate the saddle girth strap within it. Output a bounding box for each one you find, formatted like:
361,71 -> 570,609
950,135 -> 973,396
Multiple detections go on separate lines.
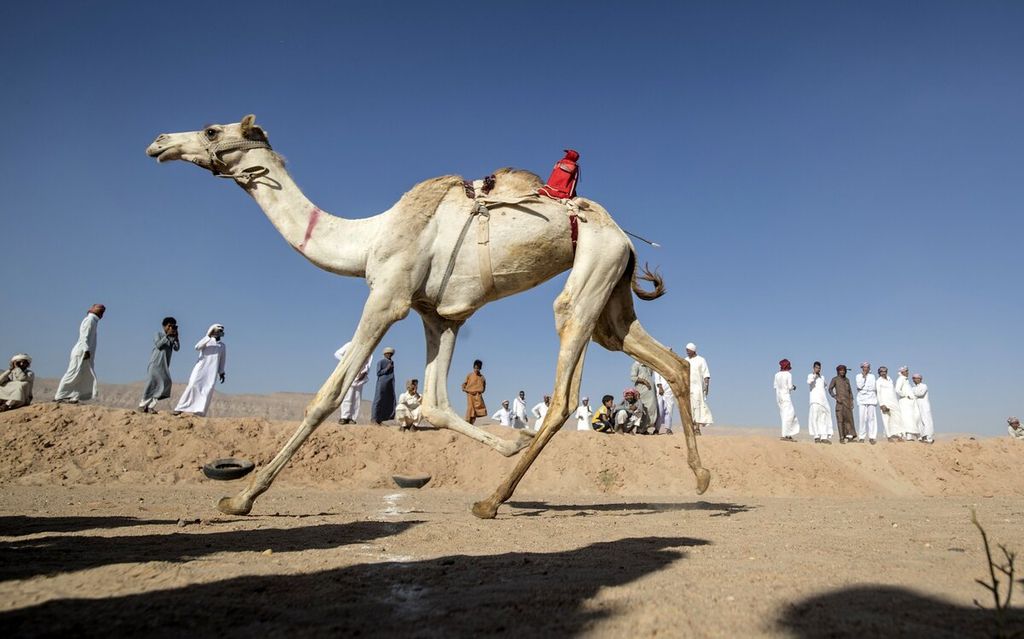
435,183 -> 496,306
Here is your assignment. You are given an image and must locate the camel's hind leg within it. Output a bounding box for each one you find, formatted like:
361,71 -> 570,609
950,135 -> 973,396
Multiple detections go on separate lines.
417,311 -> 532,456
217,292 -> 410,516
472,249 -> 625,519
592,276 -> 711,494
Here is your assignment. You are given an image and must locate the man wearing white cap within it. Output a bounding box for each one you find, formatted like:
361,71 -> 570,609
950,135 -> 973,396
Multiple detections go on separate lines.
894,366 -> 919,441
574,396 -> 593,431
685,343 -> 713,434
371,347 -> 397,424
0,354 -> 34,410
912,373 -> 934,443
875,366 -> 902,441
491,399 -> 512,426
1008,417 -> 1024,440
173,324 -> 227,417
855,362 -> 879,444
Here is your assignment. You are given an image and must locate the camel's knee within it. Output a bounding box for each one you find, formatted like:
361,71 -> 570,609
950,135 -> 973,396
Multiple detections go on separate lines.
421,404 -> 448,425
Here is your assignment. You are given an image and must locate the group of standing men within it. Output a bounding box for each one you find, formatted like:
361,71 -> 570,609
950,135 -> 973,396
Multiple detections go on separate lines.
486,343 -> 713,436
775,360 -> 934,444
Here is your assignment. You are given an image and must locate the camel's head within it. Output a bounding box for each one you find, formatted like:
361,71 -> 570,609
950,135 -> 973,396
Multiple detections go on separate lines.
146,114 -> 271,175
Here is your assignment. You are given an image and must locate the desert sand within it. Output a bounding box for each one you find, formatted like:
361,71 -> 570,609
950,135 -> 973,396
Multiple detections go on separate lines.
0,397 -> 1021,637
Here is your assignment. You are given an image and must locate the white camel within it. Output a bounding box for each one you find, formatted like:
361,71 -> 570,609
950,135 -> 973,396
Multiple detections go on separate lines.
146,115 -> 710,519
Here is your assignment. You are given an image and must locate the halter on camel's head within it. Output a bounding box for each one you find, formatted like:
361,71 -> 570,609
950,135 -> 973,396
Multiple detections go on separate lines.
145,114 -> 273,182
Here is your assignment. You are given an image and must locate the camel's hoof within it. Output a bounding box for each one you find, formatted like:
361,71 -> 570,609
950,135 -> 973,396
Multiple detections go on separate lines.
471,499 -> 498,519
695,468 -> 711,495
217,495 -> 253,516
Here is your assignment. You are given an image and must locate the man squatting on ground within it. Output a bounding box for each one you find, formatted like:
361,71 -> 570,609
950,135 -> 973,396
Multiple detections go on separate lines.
0,354 -> 34,411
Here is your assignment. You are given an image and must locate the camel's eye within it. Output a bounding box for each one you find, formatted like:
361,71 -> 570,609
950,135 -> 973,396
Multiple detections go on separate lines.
205,128 -> 218,139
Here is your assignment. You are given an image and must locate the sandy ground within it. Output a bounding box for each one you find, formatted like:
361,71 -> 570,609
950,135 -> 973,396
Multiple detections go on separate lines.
0,403 -> 1022,637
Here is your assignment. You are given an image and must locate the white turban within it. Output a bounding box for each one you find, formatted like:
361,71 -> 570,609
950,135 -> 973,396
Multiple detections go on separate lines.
208,324 -> 225,335
685,342 -> 697,352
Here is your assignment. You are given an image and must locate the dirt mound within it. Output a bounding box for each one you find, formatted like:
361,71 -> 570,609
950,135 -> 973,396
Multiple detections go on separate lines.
29,378 -> 341,422
1,404 -> 1020,497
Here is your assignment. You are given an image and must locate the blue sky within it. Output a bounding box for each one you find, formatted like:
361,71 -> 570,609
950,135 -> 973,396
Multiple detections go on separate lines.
1,1 -> 1021,435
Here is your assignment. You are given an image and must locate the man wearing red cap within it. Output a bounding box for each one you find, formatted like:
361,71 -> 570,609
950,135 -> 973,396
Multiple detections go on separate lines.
774,359 -> 799,441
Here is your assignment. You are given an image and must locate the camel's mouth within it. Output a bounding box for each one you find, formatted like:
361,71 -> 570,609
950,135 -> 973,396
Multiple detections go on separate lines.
147,146 -> 180,163
146,137 -> 186,163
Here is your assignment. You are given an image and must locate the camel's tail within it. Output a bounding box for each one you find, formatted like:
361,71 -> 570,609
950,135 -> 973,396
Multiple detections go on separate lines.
630,256 -> 665,301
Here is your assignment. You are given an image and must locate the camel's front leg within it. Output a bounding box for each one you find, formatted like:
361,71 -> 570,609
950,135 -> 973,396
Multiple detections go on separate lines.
218,293 -> 410,515
417,312 -> 532,457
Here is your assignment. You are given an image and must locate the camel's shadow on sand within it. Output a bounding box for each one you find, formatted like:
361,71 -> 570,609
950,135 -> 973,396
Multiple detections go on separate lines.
776,585 -> 1024,638
0,515 -> 178,535
507,500 -> 755,518
0,519 -> 421,582
0,534 -> 707,637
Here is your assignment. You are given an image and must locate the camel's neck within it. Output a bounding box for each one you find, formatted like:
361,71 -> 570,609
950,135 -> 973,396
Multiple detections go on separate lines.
236,149 -> 376,277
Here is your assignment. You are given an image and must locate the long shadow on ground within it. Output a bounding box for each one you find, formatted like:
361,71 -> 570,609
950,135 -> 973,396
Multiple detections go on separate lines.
0,515 -> 177,536
0,520 -> 421,582
508,500 -> 754,518
0,536 -> 707,638
776,585 -> 1024,638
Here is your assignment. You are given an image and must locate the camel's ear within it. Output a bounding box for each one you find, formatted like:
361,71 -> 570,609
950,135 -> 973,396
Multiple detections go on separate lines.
240,114 -> 268,142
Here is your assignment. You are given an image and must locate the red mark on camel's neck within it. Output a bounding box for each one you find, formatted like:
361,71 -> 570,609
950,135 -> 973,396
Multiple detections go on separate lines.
299,207 -> 322,253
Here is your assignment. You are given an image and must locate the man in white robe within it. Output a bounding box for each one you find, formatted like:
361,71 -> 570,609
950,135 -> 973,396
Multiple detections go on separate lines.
855,362 -> 879,444
653,371 -> 677,434
395,379 -> 423,431
912,373 -> 934,443
1008,417 -> 1024,440
775,359 -> 799,440
0,354 -> 34,410
574,397 -> 593,431
511,390 -> 529,429
685,343 -> 713,434
173,324 -> 226,417
55,304 -> 105,404
894,366 -> 919,441
334,341 -> 372,424
492,400 -> 512,426
807,361 -> 833,443
875,366 -> 902,440
531,395 -> 550,428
